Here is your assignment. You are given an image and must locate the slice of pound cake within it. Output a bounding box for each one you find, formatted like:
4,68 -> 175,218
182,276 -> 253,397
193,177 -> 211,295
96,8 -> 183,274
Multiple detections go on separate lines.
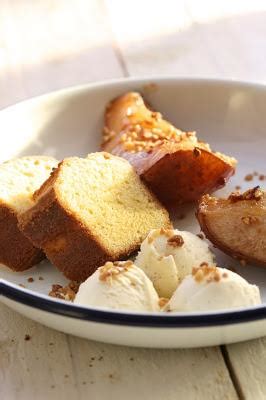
0,156 -> 58,271
19,153 -> 171,281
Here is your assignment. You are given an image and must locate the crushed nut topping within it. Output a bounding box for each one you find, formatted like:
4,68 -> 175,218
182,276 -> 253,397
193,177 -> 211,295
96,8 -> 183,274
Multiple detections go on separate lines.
103,152 -> 111,159
117,120 -> 196,153
241,216 -> 259,225
160,227 -> 174,236
229,186 -> 264,202
192,264 -> 228,283
102,126 -> 116,144
158,298 -> 169,308
49,281 -> 80,301
147,228 -> 174,244
167,234 -> 184,247
99,261 -> 133,282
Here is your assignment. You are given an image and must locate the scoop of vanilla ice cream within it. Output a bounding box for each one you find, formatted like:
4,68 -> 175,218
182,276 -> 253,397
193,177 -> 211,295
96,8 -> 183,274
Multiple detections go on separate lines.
168,265 -> 261,312
135,228 -> 215,298
74,261 -> 160,312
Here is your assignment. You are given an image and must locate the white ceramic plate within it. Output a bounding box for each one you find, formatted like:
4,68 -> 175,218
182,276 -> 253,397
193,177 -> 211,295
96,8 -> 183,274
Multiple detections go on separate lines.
0,78 -> 265,348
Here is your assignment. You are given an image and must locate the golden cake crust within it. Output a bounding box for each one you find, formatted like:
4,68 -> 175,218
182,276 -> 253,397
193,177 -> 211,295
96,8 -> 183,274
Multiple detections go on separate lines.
0,201 -> 44,271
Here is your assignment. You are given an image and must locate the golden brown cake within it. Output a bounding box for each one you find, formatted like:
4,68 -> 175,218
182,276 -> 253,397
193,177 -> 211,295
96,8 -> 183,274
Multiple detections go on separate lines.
0,156 -> 58,271
19,153 -> 171,281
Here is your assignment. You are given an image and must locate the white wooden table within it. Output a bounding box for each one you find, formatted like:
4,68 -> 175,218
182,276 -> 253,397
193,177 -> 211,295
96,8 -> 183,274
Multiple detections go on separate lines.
0,1 -> 266,399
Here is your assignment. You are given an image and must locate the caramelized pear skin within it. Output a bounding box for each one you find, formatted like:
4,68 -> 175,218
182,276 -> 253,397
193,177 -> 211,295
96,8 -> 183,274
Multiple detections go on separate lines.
102,92 -> 236,208
197,187 -> 266,267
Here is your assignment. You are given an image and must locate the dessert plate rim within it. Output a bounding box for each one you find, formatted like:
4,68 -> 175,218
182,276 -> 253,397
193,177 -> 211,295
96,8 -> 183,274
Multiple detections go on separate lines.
0,76 -> 265,336
1,280 -> 265,327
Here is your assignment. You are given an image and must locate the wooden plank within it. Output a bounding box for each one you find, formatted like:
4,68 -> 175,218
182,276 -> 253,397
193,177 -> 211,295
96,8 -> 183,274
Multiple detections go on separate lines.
0,0 -> 123,110
0,299 -> 238,400
106,0 -> 266,82
225,338 -> 266,400
68,335 -> 238,400
0,302 -> 78,400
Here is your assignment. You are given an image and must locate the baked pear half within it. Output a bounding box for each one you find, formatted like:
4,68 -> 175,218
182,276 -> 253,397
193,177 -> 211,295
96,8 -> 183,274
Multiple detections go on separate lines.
102,92 -> 237,208
197,187 -> 266,266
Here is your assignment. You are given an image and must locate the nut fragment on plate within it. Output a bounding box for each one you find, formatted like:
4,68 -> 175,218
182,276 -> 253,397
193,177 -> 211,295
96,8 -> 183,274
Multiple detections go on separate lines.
102,92 -> 237,208
49,281 -> 80,301
197,187 -> 266,266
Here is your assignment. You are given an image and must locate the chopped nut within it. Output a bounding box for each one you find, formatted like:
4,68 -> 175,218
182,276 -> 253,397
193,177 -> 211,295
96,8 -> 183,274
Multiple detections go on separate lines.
99,261 -> 133,282
214,272 -> 220,282
241,216 -> 258,225
229,186 -> 263,202
245,174 -> 253,181
103,152 -> 111,159
200,262 -> 209,268
158,298 -> 169,308
102,127 -> 116,144
194,269 -> 204,282
167,234 -> 184,247
49,282 -> 80,301
114,114 -> 194,153
160,228 -> 174,237
192,265 -> 221,283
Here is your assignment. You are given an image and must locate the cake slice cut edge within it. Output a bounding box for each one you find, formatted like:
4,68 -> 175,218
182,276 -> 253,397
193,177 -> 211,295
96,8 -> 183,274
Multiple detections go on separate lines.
18,153 -> 171,281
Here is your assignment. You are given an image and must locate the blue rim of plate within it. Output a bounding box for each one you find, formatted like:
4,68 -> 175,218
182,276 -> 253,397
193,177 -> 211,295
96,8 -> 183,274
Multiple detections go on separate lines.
1,281 -> 265,327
